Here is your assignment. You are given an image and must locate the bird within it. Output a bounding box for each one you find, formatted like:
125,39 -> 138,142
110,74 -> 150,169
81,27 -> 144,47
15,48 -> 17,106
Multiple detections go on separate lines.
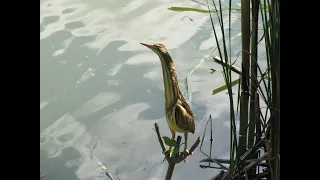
140,42 -> 195,155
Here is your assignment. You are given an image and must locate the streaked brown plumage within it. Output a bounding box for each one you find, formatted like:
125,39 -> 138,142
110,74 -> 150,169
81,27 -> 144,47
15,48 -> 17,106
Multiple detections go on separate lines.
140,42 -> 195,153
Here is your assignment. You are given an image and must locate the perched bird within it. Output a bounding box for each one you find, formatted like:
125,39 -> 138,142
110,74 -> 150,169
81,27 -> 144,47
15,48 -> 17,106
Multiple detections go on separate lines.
140,42 -> 195,154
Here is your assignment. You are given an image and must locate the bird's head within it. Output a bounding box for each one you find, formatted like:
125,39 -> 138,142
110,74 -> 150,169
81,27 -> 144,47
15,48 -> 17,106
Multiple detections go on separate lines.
140,42 -> 172,64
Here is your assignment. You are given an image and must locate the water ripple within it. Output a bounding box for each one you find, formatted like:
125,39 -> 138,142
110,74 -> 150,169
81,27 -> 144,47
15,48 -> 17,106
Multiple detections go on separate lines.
40,113 -> 86,158
72,92 -> 122,120
76,68 -> 96,84
125,53 -> 158,65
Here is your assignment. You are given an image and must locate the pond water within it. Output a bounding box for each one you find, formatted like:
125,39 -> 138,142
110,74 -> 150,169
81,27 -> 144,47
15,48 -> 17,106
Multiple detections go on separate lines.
40,0 -> 261,179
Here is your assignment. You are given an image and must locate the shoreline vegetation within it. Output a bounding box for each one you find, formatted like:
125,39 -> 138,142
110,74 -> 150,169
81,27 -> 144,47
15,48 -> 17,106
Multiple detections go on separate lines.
155,0 -> 280,179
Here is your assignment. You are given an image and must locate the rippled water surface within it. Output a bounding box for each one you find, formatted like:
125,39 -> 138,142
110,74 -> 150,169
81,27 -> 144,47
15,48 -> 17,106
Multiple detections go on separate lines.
40,0 -> 262,179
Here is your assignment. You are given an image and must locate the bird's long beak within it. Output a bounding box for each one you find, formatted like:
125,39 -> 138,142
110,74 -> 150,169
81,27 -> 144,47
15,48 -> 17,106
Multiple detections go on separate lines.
140,42 -> 153,49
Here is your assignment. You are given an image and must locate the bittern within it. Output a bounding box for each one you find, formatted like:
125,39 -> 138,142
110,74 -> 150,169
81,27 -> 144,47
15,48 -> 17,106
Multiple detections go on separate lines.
140,42 -> 195,154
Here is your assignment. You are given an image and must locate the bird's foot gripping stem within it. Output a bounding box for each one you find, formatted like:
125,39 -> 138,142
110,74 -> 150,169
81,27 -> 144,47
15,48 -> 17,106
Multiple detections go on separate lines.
163,149 -> 171,158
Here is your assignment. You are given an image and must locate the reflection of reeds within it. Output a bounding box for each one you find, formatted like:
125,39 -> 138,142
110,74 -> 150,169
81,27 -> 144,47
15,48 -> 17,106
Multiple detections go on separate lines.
92,141 -> 120,180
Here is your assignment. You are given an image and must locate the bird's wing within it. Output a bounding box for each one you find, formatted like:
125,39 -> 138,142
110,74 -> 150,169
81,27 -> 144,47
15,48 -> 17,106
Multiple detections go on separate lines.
175,99 -> 195,134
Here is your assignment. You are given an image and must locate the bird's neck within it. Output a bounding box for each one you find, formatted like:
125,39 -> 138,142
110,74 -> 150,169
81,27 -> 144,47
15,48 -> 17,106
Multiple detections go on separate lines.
159,55 -> 180,109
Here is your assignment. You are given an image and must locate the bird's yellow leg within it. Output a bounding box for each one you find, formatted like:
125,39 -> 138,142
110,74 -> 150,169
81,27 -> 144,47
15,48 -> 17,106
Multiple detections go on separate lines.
168,129 -> 175,156
184,132 -> 189,154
